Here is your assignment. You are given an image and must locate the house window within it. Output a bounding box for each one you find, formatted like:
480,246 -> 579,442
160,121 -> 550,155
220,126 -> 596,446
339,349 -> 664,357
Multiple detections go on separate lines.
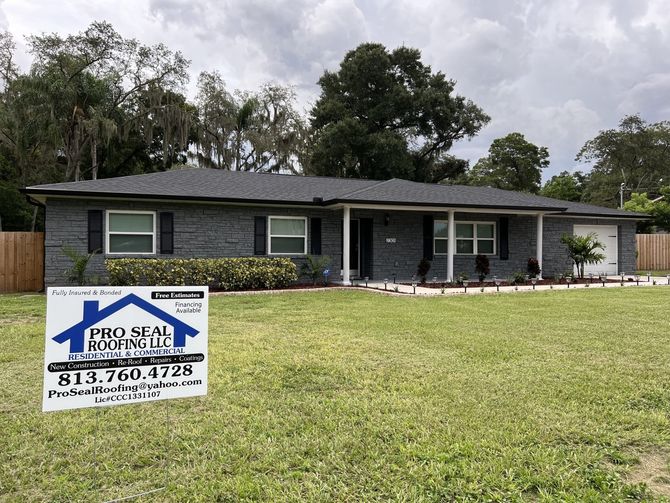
434,221 -> 496,255
106,211 -> 156,254
434,220 -> 448,254
269,216 -> 307,255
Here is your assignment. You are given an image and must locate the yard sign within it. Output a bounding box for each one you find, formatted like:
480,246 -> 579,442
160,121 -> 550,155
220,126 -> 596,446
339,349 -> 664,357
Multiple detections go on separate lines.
42,286 -> 208,412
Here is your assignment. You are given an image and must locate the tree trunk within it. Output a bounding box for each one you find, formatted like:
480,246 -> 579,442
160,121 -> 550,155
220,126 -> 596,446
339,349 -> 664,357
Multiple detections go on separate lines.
235,132 -> 241,171
31,206 -> 37,232
91,138 -> 98,180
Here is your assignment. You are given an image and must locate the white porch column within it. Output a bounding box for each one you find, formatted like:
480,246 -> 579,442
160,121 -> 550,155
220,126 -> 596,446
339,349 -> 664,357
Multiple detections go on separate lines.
343,205 -> 351,285
447,210 -> 455,282
536,213 -> 544,279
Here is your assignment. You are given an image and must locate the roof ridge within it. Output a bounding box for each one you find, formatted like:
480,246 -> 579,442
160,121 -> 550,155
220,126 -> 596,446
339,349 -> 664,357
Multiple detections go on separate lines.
335,178 -> 399,199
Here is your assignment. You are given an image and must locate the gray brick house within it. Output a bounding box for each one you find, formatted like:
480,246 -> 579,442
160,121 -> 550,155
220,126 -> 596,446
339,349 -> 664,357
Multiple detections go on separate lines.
22,169 -> 643,287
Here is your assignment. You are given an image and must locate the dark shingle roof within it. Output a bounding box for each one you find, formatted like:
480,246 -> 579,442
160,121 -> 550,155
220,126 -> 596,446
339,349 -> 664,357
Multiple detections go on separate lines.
23,168 -> 644,219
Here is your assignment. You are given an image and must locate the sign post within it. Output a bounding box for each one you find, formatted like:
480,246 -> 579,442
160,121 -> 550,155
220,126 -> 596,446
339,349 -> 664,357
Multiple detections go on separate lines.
42,285 -> 208,498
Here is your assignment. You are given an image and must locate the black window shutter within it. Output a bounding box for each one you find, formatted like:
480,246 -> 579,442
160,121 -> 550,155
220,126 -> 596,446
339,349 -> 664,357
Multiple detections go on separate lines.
310,217 -> 322,255
422,215 -> 434,260
254,216 -> 267,255
499,217 -> 509,260
160,212 -> 174,254
88,210 -> 103,254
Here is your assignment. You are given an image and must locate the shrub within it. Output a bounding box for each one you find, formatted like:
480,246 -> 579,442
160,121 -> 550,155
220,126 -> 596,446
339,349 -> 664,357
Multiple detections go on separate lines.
510,271 -> 526,285
527,257 -> 541,278
300,255 -> 331,285
62,245 -> 98,286
105,257 -> 298,290
456,272 -> 469,285
417,258 -> 432,283
474,254 -> 490,282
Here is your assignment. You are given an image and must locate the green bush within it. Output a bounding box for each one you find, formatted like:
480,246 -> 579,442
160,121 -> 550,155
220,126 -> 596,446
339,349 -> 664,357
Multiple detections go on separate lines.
105,257 -> 298,290
510,271 -> 527,285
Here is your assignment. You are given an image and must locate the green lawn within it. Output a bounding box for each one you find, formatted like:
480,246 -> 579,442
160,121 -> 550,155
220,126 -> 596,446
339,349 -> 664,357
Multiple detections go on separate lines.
1,289 -> 670,501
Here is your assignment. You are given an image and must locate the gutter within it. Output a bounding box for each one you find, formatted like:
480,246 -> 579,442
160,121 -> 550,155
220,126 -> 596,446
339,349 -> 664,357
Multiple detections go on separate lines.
23,188 -> 647,219
20,188 -> 331,208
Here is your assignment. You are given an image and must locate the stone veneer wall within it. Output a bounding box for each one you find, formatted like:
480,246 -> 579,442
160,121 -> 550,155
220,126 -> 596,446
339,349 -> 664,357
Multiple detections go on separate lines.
44,198 -> 637,286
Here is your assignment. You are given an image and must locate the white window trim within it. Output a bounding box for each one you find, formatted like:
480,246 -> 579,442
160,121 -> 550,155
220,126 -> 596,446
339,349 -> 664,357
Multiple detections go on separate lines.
106,210 -> 156,255
268,215 -> 308,256
434,220 -> 497,256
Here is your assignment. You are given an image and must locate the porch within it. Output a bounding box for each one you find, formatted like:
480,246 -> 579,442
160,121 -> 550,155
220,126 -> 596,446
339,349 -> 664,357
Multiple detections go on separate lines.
336,204 -> 547,284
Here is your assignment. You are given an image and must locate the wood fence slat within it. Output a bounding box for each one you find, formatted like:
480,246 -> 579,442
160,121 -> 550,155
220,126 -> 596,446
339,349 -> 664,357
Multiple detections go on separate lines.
637,234 -> 670,271
0,232 -> 44,293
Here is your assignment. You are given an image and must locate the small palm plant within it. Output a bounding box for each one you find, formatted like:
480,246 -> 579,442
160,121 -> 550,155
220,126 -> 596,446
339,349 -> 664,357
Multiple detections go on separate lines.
300,255 -> 331,285
560,233 -> 606,279
62,245 -> 98,286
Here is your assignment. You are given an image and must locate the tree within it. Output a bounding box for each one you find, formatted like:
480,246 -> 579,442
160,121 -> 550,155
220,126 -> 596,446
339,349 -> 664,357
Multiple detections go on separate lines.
577,115 -> 670,207
468,132 -> 549,193
540,171 -> 585,201
193,71 -> 305,172
23,21 -> 190,181
307,43 -> 489,183
0,23 -> 192,230
623,188 -> 670,233
560,233 -> 606,279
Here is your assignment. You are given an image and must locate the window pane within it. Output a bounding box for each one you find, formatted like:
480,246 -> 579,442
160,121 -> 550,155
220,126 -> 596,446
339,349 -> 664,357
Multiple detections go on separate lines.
270,218 -> 305,236
477,239 -> 494,254
109,234 -> 153,253
477,224 -> 494,238
456,239 -> 474,254
109,213 -> 154,232
456,223 -> 473,238
434,221 -> 448,238
434,239 -> 448,254
271,237 -> 305,254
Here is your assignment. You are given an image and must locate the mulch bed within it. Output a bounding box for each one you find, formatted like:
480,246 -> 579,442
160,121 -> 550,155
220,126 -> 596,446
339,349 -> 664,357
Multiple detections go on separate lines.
404,277 -> 627,288
210,283 -> 337,293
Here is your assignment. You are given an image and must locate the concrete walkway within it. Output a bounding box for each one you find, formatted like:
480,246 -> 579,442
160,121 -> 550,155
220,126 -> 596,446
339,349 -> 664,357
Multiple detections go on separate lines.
354,275 -> 670,296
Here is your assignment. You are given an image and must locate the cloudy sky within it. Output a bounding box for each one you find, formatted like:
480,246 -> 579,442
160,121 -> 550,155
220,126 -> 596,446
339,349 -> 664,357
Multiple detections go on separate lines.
1,0 -> 669,179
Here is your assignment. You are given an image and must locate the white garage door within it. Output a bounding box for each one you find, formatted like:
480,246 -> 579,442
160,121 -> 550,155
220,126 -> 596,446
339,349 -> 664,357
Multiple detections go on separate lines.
573,225 -> 618,275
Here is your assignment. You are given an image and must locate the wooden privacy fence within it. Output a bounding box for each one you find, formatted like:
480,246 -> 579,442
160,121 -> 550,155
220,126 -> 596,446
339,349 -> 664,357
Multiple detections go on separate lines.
636,234 -> 670,271
0,232 -> 44,292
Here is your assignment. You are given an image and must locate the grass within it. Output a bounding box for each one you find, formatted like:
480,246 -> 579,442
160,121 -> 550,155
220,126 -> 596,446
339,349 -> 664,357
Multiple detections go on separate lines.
1,288 -> 670,501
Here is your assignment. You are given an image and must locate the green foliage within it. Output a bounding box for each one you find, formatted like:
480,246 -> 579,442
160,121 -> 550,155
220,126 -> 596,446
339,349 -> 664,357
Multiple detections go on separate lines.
623,188 -> 670,232
416,258 -> 431,283
468,132 -> 549,193
577,115 -> 670,207
560,233 -> 606,279
0,180 -> 40,230
105,257 -> 298,290
474,254 -> 490,282
456,272 -> 469,284
62,245 -> 98,286
540,171 -> 585,202
194,73 -> 306,173
307,43 -> 489,183
527,258 -> 541,277
300,255 -> 331,285
510,271 -> 527,285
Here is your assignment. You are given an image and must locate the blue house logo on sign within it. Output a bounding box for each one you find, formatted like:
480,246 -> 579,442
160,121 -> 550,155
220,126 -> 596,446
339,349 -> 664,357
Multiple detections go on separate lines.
52,293 -> 200,356
42,286 -> 208,412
